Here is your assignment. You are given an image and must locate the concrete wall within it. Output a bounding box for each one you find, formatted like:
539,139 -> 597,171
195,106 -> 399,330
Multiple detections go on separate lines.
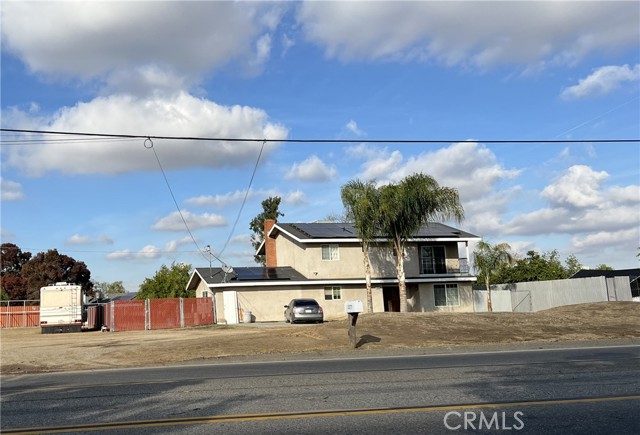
488,276 -> 632,312
473,290 -> 513,312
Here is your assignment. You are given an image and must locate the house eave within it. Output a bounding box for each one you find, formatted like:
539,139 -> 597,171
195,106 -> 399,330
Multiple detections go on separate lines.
203,275 -> 477,289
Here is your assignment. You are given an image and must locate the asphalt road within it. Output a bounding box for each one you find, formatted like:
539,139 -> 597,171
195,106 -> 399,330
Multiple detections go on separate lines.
1,343 -> 639,434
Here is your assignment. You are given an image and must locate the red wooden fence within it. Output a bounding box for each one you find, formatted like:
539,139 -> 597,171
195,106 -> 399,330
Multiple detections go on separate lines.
2,297 -> 214,331
0,305 -> 40,328
183,297 -> 214,327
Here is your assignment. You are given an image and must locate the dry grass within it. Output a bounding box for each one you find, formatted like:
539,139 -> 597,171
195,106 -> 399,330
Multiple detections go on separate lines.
1,302 -> 638,374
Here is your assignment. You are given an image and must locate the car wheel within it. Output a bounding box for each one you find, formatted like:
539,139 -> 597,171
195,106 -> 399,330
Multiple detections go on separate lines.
290,315 -> 296,324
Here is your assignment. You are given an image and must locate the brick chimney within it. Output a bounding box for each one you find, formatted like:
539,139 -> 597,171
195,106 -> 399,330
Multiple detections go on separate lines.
264,219 -> 277,267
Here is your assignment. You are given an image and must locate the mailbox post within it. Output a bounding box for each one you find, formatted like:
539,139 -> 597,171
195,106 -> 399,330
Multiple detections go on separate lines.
345,300 -> 364,348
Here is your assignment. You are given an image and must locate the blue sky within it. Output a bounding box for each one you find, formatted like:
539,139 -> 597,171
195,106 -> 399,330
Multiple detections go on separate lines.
1,1 -> 639,292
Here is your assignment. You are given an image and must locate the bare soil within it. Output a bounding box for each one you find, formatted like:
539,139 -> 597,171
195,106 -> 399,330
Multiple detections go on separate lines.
2,302 -> 639,375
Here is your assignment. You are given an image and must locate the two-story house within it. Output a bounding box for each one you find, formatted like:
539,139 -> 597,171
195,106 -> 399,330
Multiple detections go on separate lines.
187,220 -> 480,323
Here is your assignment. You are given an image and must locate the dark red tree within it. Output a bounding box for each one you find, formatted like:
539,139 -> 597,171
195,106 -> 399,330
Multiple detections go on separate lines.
20,249 -> 93,300
1,243 -> 32,300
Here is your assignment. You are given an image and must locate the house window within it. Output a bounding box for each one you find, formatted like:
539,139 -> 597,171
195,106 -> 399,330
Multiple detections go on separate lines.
434,284 -> 459,307
324,286 -> 342,300
202,291 -> 209,297
322,244 -> 339,261
421,246 -> 447,274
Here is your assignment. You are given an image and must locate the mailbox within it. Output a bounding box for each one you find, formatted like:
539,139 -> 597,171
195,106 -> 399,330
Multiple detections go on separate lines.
345,300 -> 364,314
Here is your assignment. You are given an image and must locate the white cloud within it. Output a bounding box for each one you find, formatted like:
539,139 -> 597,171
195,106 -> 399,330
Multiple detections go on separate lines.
358,149 -> 404,181
346,143 -> 380,160
107,245 -> 162,261
0,178 -> 24,201
164,236 -> 194,253
500,165 -> 639,239
1,2 -> 279,82
285,155 -> 337,182
66,234 -> 114,245
353,142 -> 521,201
542,165 -> 608,208
5,92 -> 288,176
284,190 -> 308,205
107,237 -> 195,261
185,189 -> 278,209
152,211 -> 227,232
185,188 -> 307,209
609,185 -> 640,204
298,2 -> 639,70
281,33 -> 296,57
345,120 -> 366,136
561,64 -> 640,99
571,228 -> 640,253
252,34 -> 272,68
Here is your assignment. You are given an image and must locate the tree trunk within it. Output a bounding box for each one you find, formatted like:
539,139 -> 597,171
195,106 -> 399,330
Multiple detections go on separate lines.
395,239 -> 408,312
486,276 -> 493,313
363,247 -> 373,314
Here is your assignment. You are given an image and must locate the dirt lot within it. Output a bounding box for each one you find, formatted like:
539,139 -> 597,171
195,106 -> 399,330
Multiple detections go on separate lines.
2,302 -> 639,375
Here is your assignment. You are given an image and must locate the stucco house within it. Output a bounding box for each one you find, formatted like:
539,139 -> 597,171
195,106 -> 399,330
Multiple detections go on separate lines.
186,220 -> 480,323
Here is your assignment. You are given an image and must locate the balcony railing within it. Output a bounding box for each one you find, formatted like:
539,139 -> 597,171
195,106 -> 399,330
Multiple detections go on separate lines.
420,258 -> 469,275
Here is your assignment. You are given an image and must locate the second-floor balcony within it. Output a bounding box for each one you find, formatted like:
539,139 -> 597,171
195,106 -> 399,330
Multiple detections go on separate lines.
420,257 -> 470,275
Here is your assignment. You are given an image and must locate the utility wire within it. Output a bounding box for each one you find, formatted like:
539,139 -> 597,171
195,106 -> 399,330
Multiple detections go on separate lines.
218,139 -> 266,256
144,138 -> 212,264
1,128 -> 638,144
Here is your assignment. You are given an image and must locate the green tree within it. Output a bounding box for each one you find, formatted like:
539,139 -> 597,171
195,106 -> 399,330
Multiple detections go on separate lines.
249,196 -> 284,266
595,264 -> 614,270
0,243 -> 32,300
496,250 -> 568,283
473,241 -> 514,312
93,280 -> 126,297
137,262 -> 193,299
20,249 -> 92,300
564,254 -> 583,277
341,179 -> 381,314
378,173 -> 464,312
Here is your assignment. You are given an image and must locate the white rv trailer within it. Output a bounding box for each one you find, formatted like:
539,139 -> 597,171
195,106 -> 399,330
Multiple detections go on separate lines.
39,282 -> 84,334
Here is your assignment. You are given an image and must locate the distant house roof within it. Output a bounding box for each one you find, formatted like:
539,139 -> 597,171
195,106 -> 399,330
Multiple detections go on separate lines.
187,266 -> 308,289
108,292 -> 138,301
571,268 -> 640,281
257,222 -> 480,255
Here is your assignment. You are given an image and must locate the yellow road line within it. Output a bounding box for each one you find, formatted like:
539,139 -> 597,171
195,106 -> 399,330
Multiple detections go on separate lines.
4,395 -> 639,434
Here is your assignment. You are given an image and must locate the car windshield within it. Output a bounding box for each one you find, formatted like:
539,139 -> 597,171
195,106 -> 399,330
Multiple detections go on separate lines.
294,300 -> 318,307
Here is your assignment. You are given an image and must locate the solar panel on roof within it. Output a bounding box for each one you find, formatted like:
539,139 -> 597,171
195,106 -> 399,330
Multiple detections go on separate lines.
234,267 -> 302,281
235,268 -> 264,280
292,223 -> 357,238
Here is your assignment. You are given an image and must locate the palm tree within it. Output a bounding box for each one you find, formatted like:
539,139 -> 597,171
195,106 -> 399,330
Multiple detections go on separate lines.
378,174 -> 464,312
341,179 -> 380,313
473,240 -> 514,312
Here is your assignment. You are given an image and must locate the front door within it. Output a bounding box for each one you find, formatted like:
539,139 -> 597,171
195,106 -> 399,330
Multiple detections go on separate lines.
383,286 -> 400,312
223,291 -> 239,324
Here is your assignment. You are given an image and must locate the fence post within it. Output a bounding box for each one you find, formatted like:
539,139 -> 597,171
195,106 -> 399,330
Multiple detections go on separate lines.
180,298 -> 185,328
110,301 -> 115,332
145,299 -> 151,330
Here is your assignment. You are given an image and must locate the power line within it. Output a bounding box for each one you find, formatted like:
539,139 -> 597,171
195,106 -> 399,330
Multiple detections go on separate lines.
218,139 -> 266,256
1,128 -> 638,144
144,138 -> 211,264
